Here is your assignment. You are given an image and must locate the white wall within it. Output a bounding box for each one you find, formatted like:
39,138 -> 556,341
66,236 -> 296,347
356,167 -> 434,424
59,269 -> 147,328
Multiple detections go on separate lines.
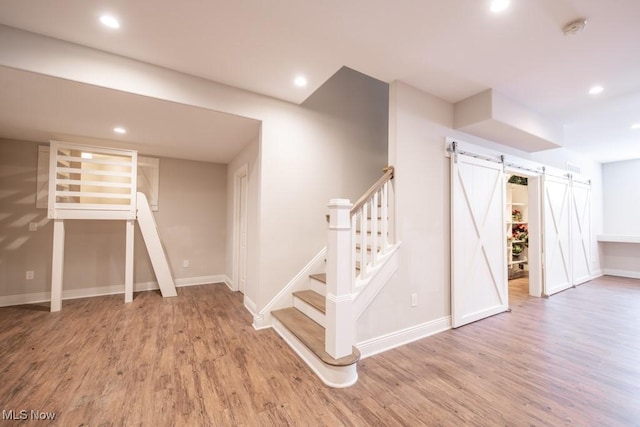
0,28 -> 389,312
255,67 -> 388,310
599,159 -> 640,277
358,82 -> 453,340
357,81 -> 604,344
602,160 -> 640,235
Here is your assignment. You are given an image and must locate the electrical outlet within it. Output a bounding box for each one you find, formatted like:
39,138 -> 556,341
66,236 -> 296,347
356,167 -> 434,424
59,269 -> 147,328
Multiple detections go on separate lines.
182,259 -> 189,268
411,293 -> 418,307
26,271 -> 35,280
29,222 -> 38,232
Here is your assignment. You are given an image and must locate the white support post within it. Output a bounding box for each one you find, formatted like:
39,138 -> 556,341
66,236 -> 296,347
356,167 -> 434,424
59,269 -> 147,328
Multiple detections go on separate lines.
326,199 -> 354,359
125,219 -> 135,303
51,219 -> 65,312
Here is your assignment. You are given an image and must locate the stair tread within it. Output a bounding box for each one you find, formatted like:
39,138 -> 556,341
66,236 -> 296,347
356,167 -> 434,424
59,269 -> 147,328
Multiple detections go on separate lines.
293,290 -> 326,314
272,308 -> 360,367
309,273 -> 326,284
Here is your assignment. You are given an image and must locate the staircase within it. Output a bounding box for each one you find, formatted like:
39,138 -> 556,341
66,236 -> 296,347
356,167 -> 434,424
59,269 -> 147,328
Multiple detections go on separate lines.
269,167 -> 397,388
272,273 -> 361,387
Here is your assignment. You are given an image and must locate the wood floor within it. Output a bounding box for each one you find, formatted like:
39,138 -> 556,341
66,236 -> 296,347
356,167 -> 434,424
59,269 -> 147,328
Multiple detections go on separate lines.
1,276 -> 639,426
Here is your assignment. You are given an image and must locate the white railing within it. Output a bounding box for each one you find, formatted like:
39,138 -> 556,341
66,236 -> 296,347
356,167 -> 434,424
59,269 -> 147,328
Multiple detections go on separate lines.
326,166 -> 395,359
47,141 -> 138,220
351,167 -> 394,287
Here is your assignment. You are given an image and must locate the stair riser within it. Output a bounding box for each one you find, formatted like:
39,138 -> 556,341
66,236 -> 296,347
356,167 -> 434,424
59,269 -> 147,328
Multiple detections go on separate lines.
293,298 -> 326,328
309,278 -> 326,296
271,318 -> 358,388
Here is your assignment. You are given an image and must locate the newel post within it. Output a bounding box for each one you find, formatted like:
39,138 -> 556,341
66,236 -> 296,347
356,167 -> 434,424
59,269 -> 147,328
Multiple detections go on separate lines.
326,198 -> 354,359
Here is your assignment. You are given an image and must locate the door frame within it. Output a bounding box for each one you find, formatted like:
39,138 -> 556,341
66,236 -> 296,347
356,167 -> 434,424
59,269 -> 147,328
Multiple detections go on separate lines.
232,164 -> 249,293
504,169 -> 543,298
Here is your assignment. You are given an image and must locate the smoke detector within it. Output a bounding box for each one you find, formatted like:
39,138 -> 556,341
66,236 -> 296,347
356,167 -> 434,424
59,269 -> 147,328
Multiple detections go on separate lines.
563,18 -> 587,36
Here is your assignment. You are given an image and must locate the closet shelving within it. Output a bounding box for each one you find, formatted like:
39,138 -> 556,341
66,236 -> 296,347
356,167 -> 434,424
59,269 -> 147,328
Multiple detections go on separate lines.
506,176 -> 528,279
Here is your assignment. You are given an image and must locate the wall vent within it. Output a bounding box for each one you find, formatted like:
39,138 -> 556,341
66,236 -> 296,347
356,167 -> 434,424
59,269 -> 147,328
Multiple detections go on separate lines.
566,162 -> 581,175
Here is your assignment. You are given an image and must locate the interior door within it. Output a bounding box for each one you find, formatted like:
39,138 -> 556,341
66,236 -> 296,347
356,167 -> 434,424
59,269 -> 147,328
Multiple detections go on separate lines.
451,154 -> 508,328
542,174 -> 572,295
571,180 -> 591,285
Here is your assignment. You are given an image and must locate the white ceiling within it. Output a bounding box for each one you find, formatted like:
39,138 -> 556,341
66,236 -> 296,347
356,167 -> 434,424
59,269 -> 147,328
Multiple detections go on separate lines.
0,67 -> 260,163
0,0 -> 639,163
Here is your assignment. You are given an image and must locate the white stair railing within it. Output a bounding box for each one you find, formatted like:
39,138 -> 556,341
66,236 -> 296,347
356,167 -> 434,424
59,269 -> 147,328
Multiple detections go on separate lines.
326,166 -> 395,359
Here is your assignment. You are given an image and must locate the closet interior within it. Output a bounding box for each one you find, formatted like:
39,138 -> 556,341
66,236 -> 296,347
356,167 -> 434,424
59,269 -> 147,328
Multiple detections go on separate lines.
506,175 -> 529,282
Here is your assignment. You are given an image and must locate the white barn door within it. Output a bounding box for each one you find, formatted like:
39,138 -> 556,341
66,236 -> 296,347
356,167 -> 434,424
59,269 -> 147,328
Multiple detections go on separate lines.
451,154 -> 508,328
571,180 -> 591,285
542,174 -> 572,296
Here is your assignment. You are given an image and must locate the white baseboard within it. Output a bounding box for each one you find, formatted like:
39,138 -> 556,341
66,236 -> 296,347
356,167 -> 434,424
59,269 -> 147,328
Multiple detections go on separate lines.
602,268 -> 640,279
175,275 -> 228,287
243,296 -> 257,316
272,316 -> 358,388
356,316 -> 451,359
0,274 -> 228,308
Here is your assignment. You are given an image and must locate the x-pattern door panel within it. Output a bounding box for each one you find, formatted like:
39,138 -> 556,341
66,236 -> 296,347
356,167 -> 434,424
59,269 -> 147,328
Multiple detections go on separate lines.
543,175 -> 571,296
451,155 -> 507,328
571,181 -> 591,285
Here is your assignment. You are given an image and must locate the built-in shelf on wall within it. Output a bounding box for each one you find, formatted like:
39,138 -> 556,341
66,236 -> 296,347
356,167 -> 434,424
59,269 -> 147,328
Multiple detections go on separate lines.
597,234 -> 640,244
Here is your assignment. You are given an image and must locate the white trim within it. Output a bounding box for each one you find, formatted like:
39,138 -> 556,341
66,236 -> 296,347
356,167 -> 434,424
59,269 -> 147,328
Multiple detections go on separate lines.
602,269 -> 640,279
243,296 -> 258,316
272,317 -> 358,388
175,275 -> 229,287
356,316 -> 451,359
252,247 -> 327,329
597,234 -> 640,243
590,270 -> 603,279
232,163 -> 249,292
0,275 -> 228,308
353,243 -> 400,319
326,293 -> 353,304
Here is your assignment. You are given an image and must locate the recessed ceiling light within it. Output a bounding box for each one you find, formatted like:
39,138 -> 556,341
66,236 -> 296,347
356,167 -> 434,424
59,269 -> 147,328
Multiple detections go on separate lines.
113,127 -> 127,134
631,123 -> 640,130
81,152 -> 93,159
294,75 -> 308,87
100,15 -> 120,29
490,0 -> 510,13
588,85 -> 604,95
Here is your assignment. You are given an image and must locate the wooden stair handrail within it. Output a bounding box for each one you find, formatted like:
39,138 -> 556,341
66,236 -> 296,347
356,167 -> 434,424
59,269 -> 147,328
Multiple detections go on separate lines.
350,166 -> 394,217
